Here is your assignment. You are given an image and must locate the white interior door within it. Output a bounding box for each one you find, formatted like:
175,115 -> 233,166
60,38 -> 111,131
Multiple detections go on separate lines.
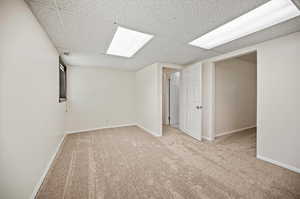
170,72 -> 180,127
180,64 -> 202,140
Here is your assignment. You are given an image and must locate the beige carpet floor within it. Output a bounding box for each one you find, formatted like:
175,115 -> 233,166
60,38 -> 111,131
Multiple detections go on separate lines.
36,126 -> 300,199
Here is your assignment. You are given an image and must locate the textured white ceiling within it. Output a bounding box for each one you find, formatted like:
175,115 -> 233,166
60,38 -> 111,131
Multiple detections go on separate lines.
26,0 -> 300,70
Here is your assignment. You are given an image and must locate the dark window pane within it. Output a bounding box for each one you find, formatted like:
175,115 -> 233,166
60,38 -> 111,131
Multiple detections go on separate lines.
59,58 -> 67,102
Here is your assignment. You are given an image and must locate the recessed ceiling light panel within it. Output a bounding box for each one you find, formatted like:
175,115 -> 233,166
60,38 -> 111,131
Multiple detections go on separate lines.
189,0 -> 300,49
106,26 -> 154,58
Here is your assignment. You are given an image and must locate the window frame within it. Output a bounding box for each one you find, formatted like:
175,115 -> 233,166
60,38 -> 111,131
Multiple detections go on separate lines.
59,58 -> 67,103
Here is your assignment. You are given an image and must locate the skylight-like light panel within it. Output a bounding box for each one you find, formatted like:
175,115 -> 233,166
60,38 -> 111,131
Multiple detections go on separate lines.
189,0 -> 300,49
106,26 -> 154,58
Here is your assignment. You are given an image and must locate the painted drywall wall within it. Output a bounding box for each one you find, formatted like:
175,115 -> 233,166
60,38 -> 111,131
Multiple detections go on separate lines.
215,58 -> 257,135
136,63 -> 162,136
0,0 -> 65,198
201,32 -> 300,172
202,62 -> 215,140
65,67 -> 136,132
169,72 -> 180,126
256,32 -> 300,171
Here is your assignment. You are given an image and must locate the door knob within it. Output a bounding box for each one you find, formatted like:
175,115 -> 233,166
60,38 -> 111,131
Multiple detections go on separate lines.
196,106 -> 203,109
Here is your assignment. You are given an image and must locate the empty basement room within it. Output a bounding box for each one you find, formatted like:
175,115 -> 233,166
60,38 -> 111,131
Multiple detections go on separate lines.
1,0 -> 300,199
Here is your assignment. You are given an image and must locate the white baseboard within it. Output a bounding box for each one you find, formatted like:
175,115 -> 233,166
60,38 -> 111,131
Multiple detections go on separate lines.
216,125 -> 256,137
202,136 -> 214,141
257,155 -> 300,174
178,128 -> 202,141
30,134 -> 66,199
65,123 -> 137,134
136,124 -> 161,137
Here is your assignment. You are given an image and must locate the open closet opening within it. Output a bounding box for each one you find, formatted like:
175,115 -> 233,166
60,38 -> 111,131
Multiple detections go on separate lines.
211,51 -> 257,155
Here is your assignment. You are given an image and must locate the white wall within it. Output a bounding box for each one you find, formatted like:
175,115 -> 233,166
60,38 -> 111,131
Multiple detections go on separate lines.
169,72 -> 180,126
257,33 -> 300,172
202,62 -> 215,140
201,32 -> 300,172
0,0 -> 65,198
136,63 -> 162,136
65,67 -> 136,132
215,58 -> 257,135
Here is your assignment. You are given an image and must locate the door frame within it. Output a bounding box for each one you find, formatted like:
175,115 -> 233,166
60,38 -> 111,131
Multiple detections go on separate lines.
203,48 -> 258,141
160,64 -> 183,134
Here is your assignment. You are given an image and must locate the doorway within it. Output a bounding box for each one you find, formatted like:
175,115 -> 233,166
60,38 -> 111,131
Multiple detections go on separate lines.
206,51 -> 257,148
162,68 -> 180,134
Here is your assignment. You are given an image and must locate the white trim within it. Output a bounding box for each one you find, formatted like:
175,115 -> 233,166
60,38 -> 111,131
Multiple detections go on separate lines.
180,127 -> 202,141
65,123 -> 137,134
257,155 -> 300,174
198,46 -> 258,65
216,125 -> 256,137
202,136 -> 214,141
137,124 -> 162,137
30,134 -> 66,199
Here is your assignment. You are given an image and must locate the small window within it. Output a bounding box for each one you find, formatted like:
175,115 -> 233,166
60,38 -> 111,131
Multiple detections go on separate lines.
59,58 -> 67,102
